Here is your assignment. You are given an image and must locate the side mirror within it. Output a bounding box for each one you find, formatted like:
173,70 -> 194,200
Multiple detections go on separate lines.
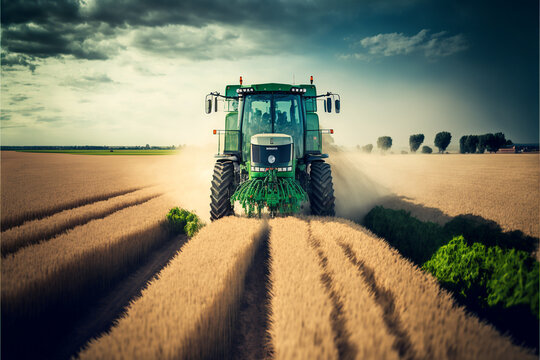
205,98 -> 212,114
214,97 -> 218,112
326,98 -> 332,113
335,99 -> 340,113
323,99 -> 327,112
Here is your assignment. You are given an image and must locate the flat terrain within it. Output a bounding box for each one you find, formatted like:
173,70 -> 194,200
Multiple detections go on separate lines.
1,150 -> 537,359
14,149 -> 178,155
330,152 -> 539,238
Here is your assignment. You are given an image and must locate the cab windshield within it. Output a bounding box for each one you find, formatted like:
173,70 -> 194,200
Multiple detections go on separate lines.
241,93 -> 303,160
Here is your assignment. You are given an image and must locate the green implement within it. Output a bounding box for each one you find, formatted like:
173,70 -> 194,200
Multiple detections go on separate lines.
230,169 -> 307,217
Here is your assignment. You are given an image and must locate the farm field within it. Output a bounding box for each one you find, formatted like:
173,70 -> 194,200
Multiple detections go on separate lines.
14,149 -> 179,155
1,150 -> 538,359
330,152 -> 539,238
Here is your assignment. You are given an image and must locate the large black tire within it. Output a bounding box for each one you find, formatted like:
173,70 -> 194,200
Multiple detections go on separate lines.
309,161 -> 335,216
210,161 -> 236,221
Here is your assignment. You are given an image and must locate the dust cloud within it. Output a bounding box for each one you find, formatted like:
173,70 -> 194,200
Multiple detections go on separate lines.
326,149 -> 391,222
126,145 -> 215,223
127,143 -> 395,224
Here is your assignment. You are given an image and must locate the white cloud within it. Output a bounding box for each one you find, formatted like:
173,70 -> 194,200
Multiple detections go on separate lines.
346,29 -> 468,60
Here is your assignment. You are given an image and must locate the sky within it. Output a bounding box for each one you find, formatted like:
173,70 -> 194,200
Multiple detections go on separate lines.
1,0 -> 538,150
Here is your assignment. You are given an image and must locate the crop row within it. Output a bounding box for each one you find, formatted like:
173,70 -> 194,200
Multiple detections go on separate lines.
2,194 -> 176,318
1,194 -> 181,359
78,217 -> 265,359
74,216 -> 532,359
1,186 -> 164,256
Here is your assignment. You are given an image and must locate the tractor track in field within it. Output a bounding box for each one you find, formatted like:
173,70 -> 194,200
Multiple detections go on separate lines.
54,234 -> 188,360
308,224 -> 358,360
231,222 -> 273,360
1,187 -> 145,231
1,193 -> 163,257
340,242 -> 417,360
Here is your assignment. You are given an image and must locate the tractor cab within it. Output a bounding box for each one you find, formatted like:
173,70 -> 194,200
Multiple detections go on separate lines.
240,92 -> 304,160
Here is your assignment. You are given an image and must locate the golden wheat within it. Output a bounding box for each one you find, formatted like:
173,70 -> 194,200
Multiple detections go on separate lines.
0,151 -> 161,229
77,217 -> 265,360
329,152 -> 539,237
315,217 -> 535,360
2,194 -> 177,319
1,186 -> 164,255
309,219 -> 400,359
268,217 -> 339,360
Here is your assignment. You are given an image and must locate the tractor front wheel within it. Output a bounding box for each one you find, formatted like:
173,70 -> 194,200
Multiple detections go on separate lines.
210,161 -> 236,221
309,161 -> 335,216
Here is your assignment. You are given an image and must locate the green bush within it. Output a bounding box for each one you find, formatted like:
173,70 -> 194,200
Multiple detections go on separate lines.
166,208 -> 204,237
423,236 -> 539,318
364,206 -> 447,264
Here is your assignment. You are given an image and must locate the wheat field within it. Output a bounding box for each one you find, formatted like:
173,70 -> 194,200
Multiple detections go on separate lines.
1,150 -> 537,359
329,152 -> 539,238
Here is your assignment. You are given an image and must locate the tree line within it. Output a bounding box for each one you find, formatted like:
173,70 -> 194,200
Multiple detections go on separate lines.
359,131 -> 512,154
459,133 -> 511,153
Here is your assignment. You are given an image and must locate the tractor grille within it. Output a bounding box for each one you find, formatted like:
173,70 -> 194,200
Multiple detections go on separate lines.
251,143 -> 292,166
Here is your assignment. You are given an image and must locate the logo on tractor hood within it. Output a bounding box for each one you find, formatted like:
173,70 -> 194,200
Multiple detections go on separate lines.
266,147 -> 278,150
268,155 -> 276,164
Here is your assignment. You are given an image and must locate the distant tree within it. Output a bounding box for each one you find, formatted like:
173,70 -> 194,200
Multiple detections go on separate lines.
409,134 -> 425,153
465,135 -> 479,154
459,135 -> 467,154
434,131 -> 452,153
492,132 -> 507,152
145,144 -> 150,149
421,145 -> 433,154
377,136 -> 392,152
505,139 -> 513,146
484,133 -> 497,153
362,143 -> 373,153
477,134 -> 489,153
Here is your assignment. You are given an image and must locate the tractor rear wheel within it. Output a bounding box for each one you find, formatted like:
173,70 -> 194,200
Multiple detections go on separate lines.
210,161 -> 236,221
309,161 -> 335,216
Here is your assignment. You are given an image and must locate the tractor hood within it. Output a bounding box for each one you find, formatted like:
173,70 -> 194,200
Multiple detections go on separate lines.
250,134 -> 293,168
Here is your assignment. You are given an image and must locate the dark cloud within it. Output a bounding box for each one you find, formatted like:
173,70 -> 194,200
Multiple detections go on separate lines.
19,106 -> 46,117
1,0 -> 80,25
343,29 -> 468,60
85,0 -> 328,29
9,95 -> 29,105
60,72 -> 116,90
0,0 -> 386,67
82,73 -> 113,83
11,95 -> 29,102
1,125 -> 26,129
36,116 -> 62,123
1,52 -> 37,72
1,111 -> 12,121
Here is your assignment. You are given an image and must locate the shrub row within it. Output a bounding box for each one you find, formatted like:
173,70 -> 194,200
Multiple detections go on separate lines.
363,206 -> 539,350
364,206 -> 538,264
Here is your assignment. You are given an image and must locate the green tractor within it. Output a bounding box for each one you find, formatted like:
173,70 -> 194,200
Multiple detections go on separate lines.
205,76 -> 340,221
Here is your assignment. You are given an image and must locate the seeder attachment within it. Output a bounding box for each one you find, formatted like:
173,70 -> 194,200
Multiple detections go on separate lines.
231,169 -> 307,217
